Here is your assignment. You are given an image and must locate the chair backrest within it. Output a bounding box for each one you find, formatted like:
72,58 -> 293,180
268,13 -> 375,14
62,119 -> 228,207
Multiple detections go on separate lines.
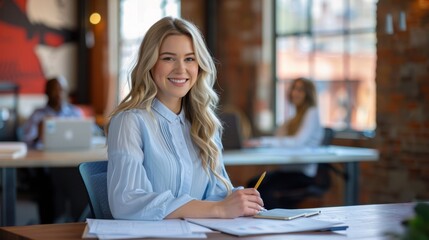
311,127 -> 336,193
321,127 -> 335,146
78,160 -> 113,219
319,127 -> 349,181
219,112 -> 244,150
0,82 -> 19,141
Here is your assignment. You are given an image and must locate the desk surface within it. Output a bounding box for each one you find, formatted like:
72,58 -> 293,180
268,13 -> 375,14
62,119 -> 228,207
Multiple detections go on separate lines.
0,202 -> 415,239
0,146 -> 107,167
0,145 -> 378,226
0,145 -> 378,168
223,145 -> 379,165
0,146 -> 108,226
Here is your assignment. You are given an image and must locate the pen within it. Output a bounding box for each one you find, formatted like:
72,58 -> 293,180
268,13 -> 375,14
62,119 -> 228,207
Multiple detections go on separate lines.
304,210 -> 321,217
254,171 -> 266,190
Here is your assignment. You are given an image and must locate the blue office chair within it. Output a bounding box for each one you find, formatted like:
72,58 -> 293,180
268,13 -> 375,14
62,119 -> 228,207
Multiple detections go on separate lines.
317,128 -> 349,189
286,127 -> 347,200
78,160 -> 113,219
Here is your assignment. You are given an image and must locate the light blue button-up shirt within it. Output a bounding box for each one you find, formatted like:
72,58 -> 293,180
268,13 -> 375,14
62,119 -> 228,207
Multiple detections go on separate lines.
107,99 -> 232,220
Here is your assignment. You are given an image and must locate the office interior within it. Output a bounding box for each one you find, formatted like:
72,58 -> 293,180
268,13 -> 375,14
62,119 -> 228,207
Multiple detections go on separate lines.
0,0 -> 428,226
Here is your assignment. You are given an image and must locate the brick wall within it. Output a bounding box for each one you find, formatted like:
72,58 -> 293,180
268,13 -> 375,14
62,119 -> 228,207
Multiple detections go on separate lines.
360,0 -> 429,204
182,0 -> 262,116
214,0 -> 262,113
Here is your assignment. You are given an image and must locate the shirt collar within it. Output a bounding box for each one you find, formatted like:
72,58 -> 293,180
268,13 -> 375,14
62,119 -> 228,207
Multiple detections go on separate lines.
152,98 -> 186,124
45,102 -> 69,114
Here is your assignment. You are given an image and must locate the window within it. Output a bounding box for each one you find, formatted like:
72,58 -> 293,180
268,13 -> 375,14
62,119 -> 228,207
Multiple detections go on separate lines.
118,0 -> 180,102
274,0 -> 377,133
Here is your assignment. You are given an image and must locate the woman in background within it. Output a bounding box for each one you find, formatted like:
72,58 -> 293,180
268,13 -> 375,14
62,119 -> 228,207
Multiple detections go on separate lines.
245,77 -> 324,209
106,17 -> 263,220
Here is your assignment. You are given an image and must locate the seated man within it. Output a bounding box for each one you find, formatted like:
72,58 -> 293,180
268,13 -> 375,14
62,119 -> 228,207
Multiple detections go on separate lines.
23,76 -> 83,148
21,76 -> 88,223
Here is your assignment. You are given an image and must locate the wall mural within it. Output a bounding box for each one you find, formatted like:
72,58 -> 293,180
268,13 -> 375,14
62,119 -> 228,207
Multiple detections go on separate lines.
0,0 -> 78,94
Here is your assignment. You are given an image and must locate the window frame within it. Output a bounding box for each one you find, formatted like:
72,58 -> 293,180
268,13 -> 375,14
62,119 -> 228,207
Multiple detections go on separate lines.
117,0 -> 181,104
272,0 -> 377,137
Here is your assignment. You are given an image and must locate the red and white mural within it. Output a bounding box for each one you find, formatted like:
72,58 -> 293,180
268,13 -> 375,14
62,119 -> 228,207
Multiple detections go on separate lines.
0,0 -> 78,94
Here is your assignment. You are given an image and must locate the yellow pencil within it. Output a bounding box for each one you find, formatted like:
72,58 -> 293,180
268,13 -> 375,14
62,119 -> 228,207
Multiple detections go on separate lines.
254,171 -> 266,190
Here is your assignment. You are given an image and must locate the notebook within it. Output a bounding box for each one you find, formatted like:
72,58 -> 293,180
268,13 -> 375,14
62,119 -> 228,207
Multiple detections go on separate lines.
219,112 -> 243,150
43,118 -> 94,151
254,208 -> 321,220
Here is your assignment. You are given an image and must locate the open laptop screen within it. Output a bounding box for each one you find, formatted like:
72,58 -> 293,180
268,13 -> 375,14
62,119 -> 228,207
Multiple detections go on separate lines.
43,118 -> 94,151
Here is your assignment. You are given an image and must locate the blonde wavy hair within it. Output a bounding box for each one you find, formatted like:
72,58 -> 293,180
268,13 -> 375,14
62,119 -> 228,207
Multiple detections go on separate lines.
106,17 -> 231,193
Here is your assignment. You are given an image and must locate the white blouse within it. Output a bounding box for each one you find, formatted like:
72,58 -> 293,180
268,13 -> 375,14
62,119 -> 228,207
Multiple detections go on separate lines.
259,107 -> 324,177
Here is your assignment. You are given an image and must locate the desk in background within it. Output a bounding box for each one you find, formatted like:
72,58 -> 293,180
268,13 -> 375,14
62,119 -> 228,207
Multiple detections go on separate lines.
0,145 -> 377,226
223,146 -> 379,206
0,202 -> 415,239
0,147 -> 107,226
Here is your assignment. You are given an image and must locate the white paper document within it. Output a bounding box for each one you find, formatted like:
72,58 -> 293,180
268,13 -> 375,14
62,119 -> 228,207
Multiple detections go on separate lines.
85,218 -> 207,239
0,142 -> 27,159
187,217 -> 347,236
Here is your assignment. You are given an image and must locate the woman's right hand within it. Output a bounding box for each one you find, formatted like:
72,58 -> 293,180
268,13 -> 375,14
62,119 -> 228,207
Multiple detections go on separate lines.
215,188 -> 264,218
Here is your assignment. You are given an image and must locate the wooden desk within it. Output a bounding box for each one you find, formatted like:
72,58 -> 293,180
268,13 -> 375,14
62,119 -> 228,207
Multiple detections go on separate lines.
223,146 -> 379,206
0,147 -> 107,226
0,202 -> 415,239
0,145 -> 377,227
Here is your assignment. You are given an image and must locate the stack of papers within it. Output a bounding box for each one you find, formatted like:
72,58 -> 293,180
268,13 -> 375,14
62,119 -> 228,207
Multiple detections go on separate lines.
84,216 -> 347,239
0,142 -> 27,159
187,217 -> 347,237
84,219 -> 209,239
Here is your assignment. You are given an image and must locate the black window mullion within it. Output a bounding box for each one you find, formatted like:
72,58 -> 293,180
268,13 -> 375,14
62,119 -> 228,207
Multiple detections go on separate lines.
272,0 -> 278,130
344,0 -> 351,130
308,0 -> 315,80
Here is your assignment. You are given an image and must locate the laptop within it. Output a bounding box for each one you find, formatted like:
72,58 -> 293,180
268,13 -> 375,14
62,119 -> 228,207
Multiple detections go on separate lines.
43,118 -> 94,151
219,112 -> 243,150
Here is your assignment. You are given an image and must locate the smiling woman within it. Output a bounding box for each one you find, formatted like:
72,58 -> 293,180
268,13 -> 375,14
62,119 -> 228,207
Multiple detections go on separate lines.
151,34 -> 199,113
105,17 -> 265,221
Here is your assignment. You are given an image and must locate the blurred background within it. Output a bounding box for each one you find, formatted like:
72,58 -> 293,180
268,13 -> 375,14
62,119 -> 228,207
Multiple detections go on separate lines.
0,0 -> 428,224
